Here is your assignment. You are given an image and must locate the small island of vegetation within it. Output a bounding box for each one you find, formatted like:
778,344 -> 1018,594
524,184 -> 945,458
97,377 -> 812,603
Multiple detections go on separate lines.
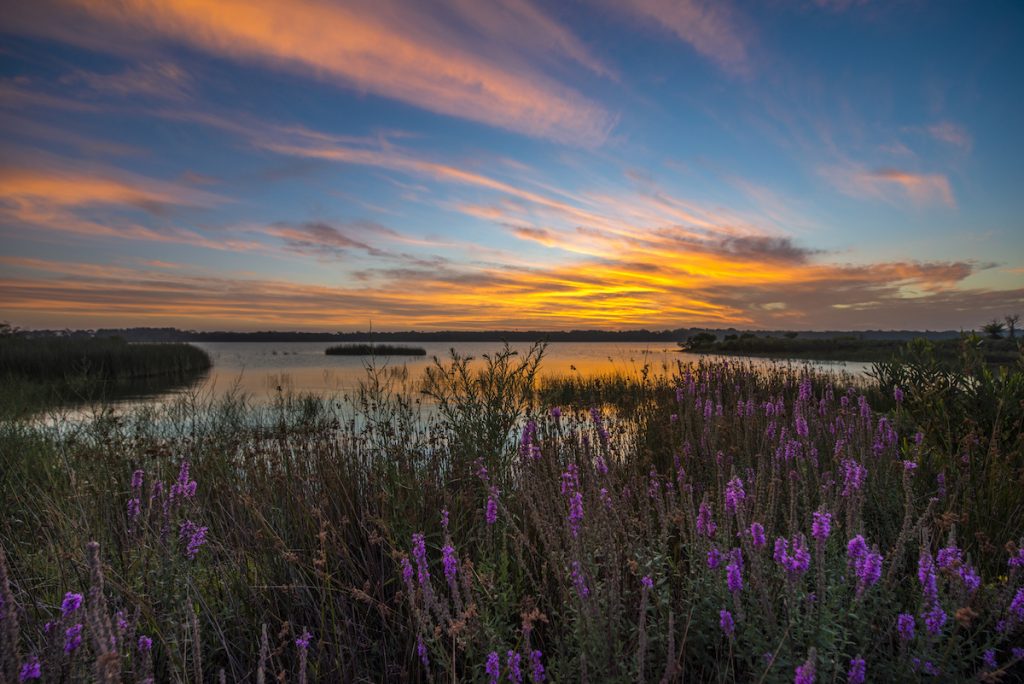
325,343 -> 427,356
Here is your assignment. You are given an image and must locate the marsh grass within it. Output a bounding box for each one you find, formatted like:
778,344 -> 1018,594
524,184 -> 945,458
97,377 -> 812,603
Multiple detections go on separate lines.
0,336 -> 211,418
325,344 -> 427,356
1,343 -> 1023,681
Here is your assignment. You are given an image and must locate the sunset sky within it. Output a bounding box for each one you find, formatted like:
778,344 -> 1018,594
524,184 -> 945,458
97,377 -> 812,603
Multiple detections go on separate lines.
1,0 -> 1022,331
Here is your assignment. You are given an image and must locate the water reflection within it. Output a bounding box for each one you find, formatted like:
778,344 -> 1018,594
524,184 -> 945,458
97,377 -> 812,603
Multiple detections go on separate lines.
33,341 -> 875,417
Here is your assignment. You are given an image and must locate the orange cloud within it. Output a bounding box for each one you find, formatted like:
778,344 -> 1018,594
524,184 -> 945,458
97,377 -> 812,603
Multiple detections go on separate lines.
9,0 -> 614,145
1,251 -> 1007,332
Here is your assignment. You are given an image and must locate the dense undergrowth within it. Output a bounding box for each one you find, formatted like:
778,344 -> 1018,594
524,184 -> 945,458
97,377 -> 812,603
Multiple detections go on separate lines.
1,343 -> 1022,682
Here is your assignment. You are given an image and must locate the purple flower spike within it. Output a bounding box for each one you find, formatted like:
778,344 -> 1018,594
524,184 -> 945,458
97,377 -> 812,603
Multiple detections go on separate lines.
750,522 -> 766,547
507,650 -> 523,683
485,651 -> 500,684
442,544 -> 458,582
811,511 -> 832,542
529,650 -> 545,682
726,558 -> 743,594
64,624 -> 83,654
485,487 -> 500,526
417,635 -> 429,668
719,609 -> 735,637
137,635 -> 153,652
295,630 -> 312,650
896,613 -> 915,641
641,575 -> 653,590
19,657 -> 41,681
795,657 -> 815,684
847,656 -> 866,684
724,477 -> 745,513
61,592 -> 83,617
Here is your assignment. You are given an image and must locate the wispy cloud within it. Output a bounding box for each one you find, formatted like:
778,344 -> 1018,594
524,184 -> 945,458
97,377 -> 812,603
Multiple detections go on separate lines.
820,164 -> 956,207
6,0 -> 615,145
926,121 -> 972,151
63,62 -> 194,101
608,0 -> 749,74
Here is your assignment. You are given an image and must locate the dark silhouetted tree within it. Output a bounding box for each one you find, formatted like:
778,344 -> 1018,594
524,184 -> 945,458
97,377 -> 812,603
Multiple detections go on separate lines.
1005,314 -> 1019,339
982,319 -> 1005,340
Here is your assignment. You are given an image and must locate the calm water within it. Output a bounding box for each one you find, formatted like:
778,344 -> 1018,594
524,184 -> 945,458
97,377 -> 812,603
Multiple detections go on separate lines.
124,341 -> 873,408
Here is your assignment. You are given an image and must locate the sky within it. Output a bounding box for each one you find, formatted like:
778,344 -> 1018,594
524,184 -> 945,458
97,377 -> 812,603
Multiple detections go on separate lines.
1,0 -> 1022,332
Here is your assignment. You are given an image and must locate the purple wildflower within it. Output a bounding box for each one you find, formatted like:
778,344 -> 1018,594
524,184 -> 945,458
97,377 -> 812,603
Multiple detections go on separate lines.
847,656 -> 866,684
936,546 -> 961,569
529,650 -> 545,682
724,477 -> 745,513
707,548 -> 722,569
441,508 -> 449,530
923,603 -> 947,635
811,511 -> 832,542
178,520 -> 208,559
550,406 -> 561,419
1009,587 -> 1024,621
400,557 -> 414,587
485,487 -> 499,526
840,459 -> 867,496
774,536 -> 810,578
137,635 -> 152,652
726,557 -> 743,594
719,609 -> 735,637
64,624 -> 83,654
896,613 -> 915,641
1012,647 -> 1024,660
442,544 -> 458,582
795,416 -> 809,438
696,501 -> 717,538
411,532 -> 429,584
641,575 -> 653,590
795,657 -> 815,684
903,460 -> 918,472
983,649 -> 997,670
918,551 -> 938,601
507,650 -> 522,683
750,522 -> 766,547
296,630 -> 312,650
894,386 -> 904,403
417,635 -> 429,668
1009,548 -> 1024,568
170,461 -> 197,500
19,658 -> 41,681
485,651 -> 500,684
570,561 -> 589,599
61,592 -> 83,617
567,491 -> 584,538
846,535 -> 883,595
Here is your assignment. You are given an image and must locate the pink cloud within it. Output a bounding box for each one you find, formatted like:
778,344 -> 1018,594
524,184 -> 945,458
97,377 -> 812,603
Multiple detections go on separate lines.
7,0 -> 615,145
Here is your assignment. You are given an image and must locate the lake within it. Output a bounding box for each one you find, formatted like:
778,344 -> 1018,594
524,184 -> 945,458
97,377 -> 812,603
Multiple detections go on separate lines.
114,341 -> 874,408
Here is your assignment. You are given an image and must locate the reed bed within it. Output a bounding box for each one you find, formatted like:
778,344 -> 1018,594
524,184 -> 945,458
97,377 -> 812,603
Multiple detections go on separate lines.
1,342 -> 1022,682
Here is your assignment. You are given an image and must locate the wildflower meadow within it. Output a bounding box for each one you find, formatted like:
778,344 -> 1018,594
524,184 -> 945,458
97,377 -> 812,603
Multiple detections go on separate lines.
2,341 -> 1023,681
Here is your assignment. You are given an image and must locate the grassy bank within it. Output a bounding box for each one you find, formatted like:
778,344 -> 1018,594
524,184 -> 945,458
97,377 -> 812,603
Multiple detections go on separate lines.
0,335 -> 211,416
325,343 -> 427,356
1,344 -> 1023,681
680,332 -> 1021,364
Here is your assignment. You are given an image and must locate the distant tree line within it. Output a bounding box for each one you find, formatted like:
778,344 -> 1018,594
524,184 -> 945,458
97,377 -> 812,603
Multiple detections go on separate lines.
1,324 -> 970,344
